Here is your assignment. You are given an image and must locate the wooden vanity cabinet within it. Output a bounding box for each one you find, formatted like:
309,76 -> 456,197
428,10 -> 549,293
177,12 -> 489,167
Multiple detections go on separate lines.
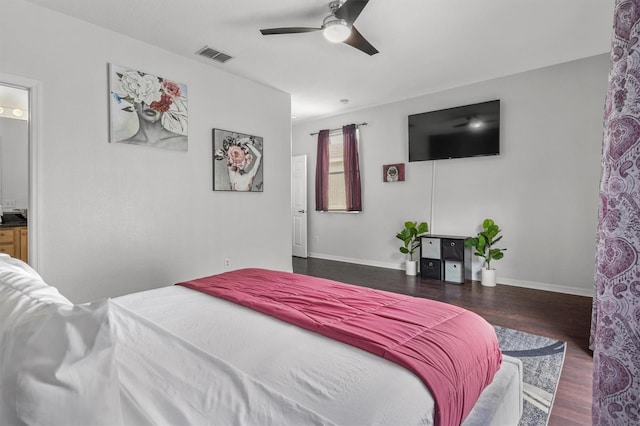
20,227 -> 28,263
0,226 -> 28,263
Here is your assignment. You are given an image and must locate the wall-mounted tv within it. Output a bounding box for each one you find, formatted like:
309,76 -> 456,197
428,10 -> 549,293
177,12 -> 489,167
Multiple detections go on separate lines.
408,99 -> 500,162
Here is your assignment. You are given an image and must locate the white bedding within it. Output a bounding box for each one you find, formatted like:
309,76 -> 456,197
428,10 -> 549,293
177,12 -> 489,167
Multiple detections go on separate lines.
114,285 -> 523,425
0,253 -> 522,425
112,302 -> 335,425
0,255 -> 122,425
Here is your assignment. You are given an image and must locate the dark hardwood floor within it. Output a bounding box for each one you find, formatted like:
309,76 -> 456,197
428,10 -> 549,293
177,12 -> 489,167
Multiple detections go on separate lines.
292,257 -> 594,426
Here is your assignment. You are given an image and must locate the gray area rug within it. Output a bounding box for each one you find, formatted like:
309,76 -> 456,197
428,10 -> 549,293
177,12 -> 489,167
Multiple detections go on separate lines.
493,326 -> 567,426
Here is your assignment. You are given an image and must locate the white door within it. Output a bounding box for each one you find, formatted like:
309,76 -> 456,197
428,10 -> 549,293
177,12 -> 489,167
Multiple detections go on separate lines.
292,155 -> 307,258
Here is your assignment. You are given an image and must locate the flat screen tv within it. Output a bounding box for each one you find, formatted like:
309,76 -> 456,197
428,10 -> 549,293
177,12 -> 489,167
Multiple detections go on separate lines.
408,99 -> 500,162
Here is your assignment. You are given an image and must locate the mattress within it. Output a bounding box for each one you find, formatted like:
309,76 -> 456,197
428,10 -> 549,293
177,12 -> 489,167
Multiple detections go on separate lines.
0,256 -> 520,425
114,284 -> 522,425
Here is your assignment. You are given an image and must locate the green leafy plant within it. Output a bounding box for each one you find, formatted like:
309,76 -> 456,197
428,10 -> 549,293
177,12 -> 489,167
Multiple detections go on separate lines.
396,221 -> 429,261
465,218 -> 506,270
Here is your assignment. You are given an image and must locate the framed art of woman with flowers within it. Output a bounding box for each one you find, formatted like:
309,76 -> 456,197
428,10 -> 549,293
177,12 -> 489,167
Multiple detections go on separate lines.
213,129 -> 264,192
109,64 -> 188,151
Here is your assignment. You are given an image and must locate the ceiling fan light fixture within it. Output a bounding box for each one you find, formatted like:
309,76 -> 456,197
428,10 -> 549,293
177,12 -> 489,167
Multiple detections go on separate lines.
323,19 -> 352,43
469,118 -> 483,128
259,0 -> 377,55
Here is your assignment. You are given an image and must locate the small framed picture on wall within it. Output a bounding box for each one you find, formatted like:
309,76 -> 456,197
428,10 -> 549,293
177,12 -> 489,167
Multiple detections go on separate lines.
383,163 -> 405,182
212,128 -> 264,192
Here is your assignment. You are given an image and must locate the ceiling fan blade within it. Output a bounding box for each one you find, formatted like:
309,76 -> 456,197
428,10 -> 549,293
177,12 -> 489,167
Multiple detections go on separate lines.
260,27 -> 321,35
335,0 -> 369,24
343,26 -> 378,55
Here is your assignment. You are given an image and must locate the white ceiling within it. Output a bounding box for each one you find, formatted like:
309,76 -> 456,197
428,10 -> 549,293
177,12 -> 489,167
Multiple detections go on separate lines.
23,0 -> 614,122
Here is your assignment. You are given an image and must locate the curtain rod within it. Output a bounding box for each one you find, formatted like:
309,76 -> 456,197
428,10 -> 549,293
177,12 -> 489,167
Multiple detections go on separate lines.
309,122 -> 368,136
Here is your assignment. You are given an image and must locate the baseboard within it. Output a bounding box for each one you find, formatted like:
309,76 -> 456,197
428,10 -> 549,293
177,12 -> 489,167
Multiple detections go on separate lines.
498,277 -> 594,298
308,252 -> 404,271
307,253 -> 594,298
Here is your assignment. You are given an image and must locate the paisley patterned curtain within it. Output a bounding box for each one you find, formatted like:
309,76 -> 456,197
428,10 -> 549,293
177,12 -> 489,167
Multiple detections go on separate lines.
591,1 -> 640,423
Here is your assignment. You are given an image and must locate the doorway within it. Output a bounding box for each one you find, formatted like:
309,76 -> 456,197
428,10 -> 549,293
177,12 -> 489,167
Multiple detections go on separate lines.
0,74 -> 41,268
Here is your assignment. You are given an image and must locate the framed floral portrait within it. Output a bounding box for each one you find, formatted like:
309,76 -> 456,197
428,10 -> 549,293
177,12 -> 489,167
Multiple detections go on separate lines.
109,63 -> 188,151
383,163 -> 405,182
213,129 -> 263,192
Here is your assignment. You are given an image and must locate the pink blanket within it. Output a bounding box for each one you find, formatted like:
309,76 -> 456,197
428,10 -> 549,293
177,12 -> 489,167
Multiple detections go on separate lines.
177,268 -> 502,426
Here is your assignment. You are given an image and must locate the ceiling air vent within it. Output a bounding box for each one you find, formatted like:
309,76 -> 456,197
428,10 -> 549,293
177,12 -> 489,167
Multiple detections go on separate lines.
196,46 -> 233,63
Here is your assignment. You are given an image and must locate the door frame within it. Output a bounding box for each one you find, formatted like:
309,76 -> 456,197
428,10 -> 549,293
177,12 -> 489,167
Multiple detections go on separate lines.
0,73 -> 41,269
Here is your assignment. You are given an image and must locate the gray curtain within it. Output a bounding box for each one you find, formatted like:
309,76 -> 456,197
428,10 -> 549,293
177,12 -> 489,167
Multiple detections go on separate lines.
591,1 -> 640,423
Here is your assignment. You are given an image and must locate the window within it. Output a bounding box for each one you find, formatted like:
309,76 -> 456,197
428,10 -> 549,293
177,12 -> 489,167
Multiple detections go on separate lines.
315,124 -> 362,212
327,134 -> 347,211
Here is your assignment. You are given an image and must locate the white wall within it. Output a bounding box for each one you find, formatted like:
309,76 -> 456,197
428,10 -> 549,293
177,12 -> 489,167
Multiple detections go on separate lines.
293,54 -> 609,297
0,118 -> 29,210
1,0 -> 292,302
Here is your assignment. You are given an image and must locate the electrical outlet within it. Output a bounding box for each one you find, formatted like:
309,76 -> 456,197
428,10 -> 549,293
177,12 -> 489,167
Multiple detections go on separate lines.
314,236 -> 320,244
224,258 -> 231,269
3,200 -> 16,209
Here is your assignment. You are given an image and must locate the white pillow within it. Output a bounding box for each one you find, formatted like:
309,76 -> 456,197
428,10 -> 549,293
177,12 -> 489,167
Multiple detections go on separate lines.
0,255 -> 122,425
0,253 -> 44,278
0,253 -> 72,310
15,300 -> 123,426
0,256 -> 74,423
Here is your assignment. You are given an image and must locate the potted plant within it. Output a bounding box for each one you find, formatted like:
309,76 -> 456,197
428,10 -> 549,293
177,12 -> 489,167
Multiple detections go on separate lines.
465,218 -> 506,286
396,221 -> 429,276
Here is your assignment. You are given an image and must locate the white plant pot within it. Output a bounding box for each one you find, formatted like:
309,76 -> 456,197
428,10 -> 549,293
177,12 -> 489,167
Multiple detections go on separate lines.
406,260 -> 418,276
481,268 -> 497,287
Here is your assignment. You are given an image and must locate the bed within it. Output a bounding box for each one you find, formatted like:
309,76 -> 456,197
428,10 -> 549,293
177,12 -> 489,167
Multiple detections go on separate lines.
0,255 -> 522,425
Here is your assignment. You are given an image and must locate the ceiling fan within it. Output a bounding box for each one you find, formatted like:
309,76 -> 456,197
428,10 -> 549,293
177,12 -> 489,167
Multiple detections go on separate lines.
453,116 -> 498,128
259,0 -> 379,56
